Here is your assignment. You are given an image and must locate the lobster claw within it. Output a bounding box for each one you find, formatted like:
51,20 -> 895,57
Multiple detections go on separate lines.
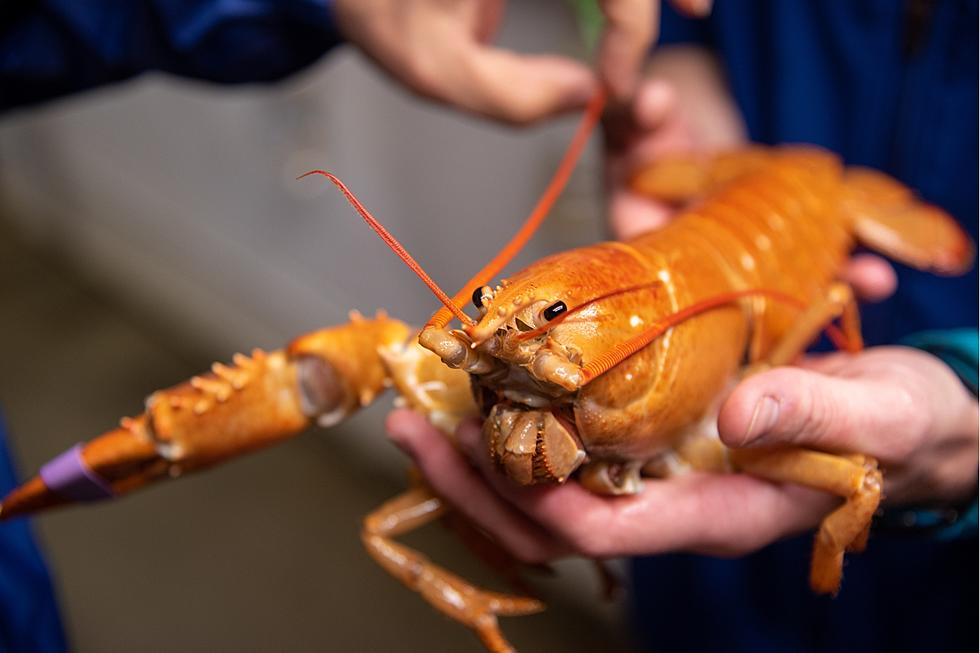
0,312 -> 412,520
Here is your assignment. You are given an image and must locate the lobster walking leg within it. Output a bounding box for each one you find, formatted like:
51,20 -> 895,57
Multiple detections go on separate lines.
730,448 -> 882,594
745,282 -> 862,376
362,487 -> 544,653
762,282 -> 861,370
732,279 -> 880,593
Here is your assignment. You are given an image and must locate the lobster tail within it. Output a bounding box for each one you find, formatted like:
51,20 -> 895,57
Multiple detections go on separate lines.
633,148 -> 974,275
842,168 -> 974,275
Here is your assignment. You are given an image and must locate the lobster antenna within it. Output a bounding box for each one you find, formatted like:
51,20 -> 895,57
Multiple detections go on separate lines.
570,286 -> 852,383
299,170 -> 475,326
517,282 -> 856,382
427,89 -> 608,330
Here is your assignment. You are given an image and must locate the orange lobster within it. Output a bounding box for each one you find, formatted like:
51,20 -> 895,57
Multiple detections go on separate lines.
1,93 -> 973,653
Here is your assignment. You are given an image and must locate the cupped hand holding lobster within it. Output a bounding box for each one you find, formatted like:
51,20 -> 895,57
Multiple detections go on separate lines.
384,39 -> 978,571
388,347 -> 978,564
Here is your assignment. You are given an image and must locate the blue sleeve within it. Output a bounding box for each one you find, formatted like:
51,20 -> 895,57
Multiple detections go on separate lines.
1,0 -> 343,112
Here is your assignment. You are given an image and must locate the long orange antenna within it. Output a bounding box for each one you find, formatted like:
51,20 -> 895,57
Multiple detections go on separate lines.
427,89 -> 608,330
518,284 -> 807,342
299,170 -> 475,326
514,280 -> 856,381
577,287 -> 811,383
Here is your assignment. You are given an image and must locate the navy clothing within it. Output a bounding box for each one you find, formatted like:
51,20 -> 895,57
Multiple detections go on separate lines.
0,415 -> 68,653
631,3 -> 978,653
0,1 -> 341,112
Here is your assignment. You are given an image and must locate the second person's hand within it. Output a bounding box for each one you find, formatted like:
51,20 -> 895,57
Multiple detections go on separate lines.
333,0 -> 712,125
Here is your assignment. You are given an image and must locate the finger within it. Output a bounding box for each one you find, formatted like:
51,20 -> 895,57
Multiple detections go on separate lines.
433,43 -> 598,124
605,80 -> 682,239
456,421 -> 830,557
716,366 -> 921,457
842,254 -> 897,302
603,76 -> 676,150
633,79 -> 676,130
598,0 -> 658,102
609,191 -> 673,239
385,410 -> 568,562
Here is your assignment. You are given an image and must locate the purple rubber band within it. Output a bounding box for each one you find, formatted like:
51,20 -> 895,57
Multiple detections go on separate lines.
39,443 -> 115,502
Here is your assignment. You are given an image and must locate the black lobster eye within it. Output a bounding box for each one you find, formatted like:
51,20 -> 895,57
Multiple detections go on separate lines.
543,301 -> 567,321
472,286 -> 485,309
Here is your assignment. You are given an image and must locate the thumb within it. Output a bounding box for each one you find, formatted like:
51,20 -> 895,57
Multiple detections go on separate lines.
445,46 -> 597,124
716,367 -> 918,457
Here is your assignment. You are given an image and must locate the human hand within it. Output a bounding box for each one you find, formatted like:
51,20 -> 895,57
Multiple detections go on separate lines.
332,0 -> 710,125
720,346 -> 979,506
604,46 -> 748,239
386,346 -> 977,563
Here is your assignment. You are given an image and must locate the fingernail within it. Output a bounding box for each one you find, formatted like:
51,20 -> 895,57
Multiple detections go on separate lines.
742,396 -> 780,445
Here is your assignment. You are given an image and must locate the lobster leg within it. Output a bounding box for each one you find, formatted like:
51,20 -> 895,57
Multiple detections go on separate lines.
362,486 -> 544,653
760,281 -> 861,370
729,447 -> 882,594
732,280 -> 879,594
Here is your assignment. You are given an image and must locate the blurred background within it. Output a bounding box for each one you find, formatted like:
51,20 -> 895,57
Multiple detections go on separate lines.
0,1 -> 641,651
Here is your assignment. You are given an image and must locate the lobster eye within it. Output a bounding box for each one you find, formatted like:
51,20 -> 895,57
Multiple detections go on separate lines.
472,287 -> 485,309
543,301 -> 567,321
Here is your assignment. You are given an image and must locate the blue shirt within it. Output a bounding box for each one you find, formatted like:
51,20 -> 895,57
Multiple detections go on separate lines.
1,1 -> 341,112
631,3 -> 978,652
